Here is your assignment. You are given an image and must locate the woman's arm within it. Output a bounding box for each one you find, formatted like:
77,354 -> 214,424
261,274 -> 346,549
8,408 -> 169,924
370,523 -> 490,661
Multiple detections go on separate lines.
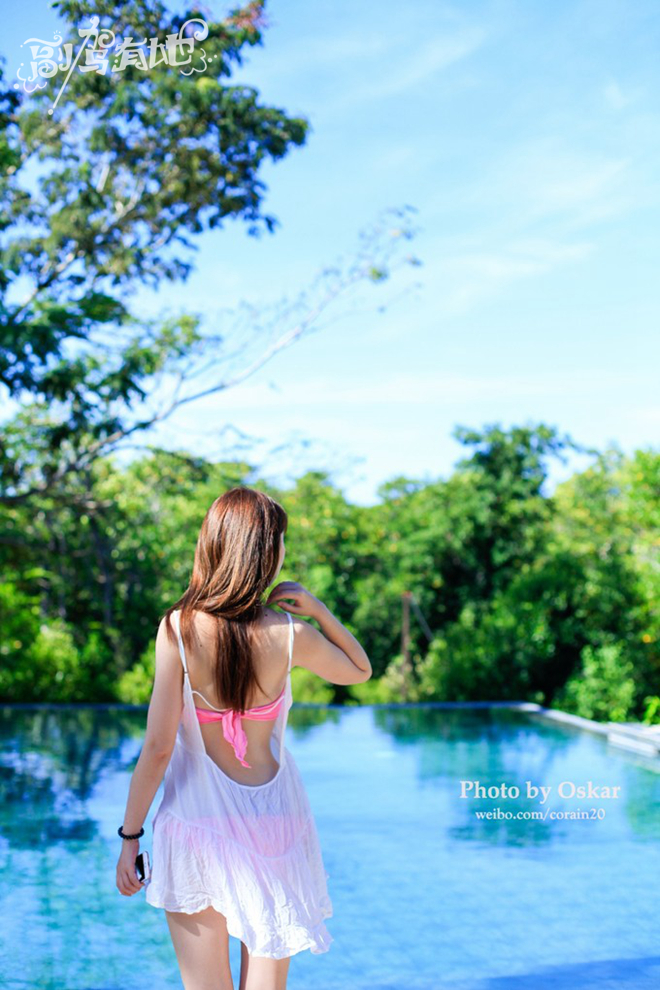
120,745 -> 172,836
116,616 -> 183,896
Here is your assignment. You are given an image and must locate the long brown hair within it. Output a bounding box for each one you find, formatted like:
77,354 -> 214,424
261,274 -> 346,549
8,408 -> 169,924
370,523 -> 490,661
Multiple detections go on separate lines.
162,485 -> 288,712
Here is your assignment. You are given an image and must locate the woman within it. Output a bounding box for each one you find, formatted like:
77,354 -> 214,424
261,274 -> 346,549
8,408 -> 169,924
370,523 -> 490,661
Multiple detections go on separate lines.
116,486 -> 372,990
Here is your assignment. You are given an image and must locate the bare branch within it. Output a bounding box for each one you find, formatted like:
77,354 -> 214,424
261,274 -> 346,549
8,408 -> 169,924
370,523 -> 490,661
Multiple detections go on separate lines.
1,207 -> 421,505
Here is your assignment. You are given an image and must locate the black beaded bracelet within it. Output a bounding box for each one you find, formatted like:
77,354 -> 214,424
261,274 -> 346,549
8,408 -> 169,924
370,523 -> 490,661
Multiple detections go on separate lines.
118,825 -> 144,840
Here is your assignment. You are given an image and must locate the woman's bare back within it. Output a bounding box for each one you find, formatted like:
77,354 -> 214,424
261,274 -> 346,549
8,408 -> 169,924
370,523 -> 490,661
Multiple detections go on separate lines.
177,606 -> 292,786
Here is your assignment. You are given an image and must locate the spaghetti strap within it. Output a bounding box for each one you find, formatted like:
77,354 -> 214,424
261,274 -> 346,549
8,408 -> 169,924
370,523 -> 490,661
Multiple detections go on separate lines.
174,608 -> 291,682
286,610 -> 294,672
189,612 -> 293,715
172,610 -> 188,674
191,687 -> 224,712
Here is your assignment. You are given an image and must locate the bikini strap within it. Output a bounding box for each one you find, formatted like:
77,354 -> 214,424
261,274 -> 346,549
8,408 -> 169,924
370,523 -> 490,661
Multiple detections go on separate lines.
286,610 -> 294,673
172,610 -> 189,675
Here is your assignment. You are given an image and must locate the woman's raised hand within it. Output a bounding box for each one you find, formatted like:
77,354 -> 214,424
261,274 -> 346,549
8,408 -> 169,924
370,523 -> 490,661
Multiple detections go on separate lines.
265,581 -> 324,619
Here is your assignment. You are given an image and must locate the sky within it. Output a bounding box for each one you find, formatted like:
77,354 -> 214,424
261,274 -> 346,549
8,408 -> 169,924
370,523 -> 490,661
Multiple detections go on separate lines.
4,0 -> 660,505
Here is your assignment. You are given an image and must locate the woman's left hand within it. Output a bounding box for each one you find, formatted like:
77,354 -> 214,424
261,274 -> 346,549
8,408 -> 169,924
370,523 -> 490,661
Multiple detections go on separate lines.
116,840 -> 143,897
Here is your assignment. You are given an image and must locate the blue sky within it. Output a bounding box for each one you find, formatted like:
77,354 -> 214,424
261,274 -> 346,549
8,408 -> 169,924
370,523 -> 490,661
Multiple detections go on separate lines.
4,0 -> 659,504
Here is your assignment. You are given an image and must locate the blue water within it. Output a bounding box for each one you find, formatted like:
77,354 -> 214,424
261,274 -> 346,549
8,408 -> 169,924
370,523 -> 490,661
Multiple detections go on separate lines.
1,703 -> 659,989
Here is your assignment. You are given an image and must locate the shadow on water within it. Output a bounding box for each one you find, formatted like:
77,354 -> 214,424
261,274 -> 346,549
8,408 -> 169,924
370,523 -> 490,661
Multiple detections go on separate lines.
350,953 -> 660,990
479,954 -> 660,990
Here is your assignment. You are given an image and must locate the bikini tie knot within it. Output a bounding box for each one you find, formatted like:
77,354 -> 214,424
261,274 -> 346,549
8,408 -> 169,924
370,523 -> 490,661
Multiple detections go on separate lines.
221,709 -> 252,768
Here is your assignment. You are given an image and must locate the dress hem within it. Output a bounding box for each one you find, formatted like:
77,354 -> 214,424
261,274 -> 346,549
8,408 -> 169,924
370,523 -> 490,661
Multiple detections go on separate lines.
145,888 -> 334,959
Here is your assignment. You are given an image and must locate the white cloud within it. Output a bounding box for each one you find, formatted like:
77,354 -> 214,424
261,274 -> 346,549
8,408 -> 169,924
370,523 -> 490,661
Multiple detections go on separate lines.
462,137 -> 633,229
422,236 -> 593,315
526,156 -> 631,220
418,137 -> 640,315
344,29 -> 487,104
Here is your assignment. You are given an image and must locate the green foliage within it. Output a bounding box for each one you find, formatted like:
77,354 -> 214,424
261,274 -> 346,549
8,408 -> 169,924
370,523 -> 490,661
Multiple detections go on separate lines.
349,653 -> 422,704
0,422 -> 657,721
642,696 -> 660,725
116,642 -> 156,705
553,643 -> 637,723
0,606 -> 115,704
26,620 -> 81,697
0,0 -> 309,501
0,576 -> 44,700
416,594 -> 554,704
290,667 -> 335,705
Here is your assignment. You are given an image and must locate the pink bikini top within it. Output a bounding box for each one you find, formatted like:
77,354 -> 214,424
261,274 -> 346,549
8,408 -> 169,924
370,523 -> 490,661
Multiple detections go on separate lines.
174,609 -> 294,769
193,686 -> 287,769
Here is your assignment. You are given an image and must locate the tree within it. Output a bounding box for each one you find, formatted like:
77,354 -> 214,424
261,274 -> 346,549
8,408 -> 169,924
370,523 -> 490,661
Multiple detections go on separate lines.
0,0 -> 421,505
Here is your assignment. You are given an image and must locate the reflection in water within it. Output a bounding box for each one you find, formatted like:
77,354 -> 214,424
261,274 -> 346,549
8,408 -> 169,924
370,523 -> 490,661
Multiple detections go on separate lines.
373,705 -> 660,848
0,705 -> 341,852
0,707 -> 142,849
1,702 -> 659,990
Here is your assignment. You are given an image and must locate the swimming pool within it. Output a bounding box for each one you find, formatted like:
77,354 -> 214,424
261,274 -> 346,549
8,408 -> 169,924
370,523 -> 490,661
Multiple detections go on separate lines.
1,702 -> 659,989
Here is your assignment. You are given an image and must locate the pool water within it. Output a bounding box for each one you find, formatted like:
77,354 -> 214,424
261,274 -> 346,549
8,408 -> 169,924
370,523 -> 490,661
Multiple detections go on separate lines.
1,703 -> 659,989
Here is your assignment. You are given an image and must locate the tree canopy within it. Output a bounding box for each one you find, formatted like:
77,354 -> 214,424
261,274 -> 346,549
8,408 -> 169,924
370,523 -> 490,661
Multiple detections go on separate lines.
2,0 -> 310,500
1,422 -> 657,724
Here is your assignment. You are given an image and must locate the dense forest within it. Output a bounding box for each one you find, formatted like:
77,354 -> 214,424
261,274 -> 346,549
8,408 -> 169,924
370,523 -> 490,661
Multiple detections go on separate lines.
1,422 -> 657,723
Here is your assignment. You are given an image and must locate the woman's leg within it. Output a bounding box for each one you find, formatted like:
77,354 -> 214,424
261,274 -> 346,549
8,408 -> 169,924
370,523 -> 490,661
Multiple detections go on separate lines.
165,905 -> 234,990
239,940 -> 291,990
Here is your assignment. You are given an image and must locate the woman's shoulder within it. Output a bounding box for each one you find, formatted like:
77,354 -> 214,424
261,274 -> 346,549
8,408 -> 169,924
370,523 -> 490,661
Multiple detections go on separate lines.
174,604 -> 290,640
260,605 -> 290,626
252,607 -> 292,650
